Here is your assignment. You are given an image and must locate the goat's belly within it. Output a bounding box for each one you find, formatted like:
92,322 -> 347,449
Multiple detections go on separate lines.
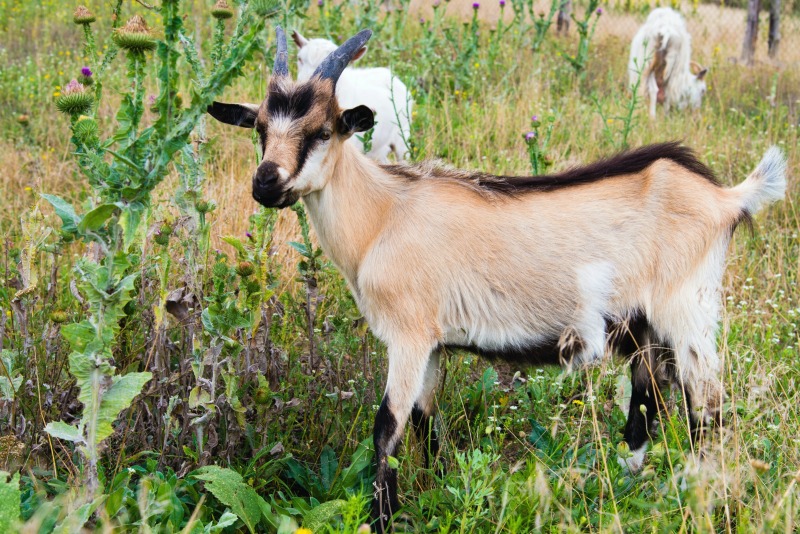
441,328 -> 564,366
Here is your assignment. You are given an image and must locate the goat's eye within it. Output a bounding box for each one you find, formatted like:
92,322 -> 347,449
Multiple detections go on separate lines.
319,131 -> 331,141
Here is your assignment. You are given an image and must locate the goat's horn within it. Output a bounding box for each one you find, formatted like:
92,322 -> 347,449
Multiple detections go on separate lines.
312,29 -> 372,85
273,25 -> 289,77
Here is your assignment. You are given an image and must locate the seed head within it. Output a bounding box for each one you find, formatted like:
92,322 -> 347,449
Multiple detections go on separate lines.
73,5 -> 96,24
211,0 -> 234,19
112,15 -> 157,52
236,261 -> 255,278
50,310 -> 69,324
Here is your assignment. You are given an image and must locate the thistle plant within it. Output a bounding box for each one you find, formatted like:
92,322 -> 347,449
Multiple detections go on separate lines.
42,0 -> 265,500
524,114 -> 556,175
559,0 -> 602,76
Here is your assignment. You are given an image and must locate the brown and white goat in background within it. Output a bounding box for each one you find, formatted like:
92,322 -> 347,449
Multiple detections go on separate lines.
209,27 -> 787,532
629,7 -> 709,118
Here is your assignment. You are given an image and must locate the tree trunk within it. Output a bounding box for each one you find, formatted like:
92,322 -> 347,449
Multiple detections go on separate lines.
557,0 -> 571,34
768,0 -> 781,58
741,0 -> 761,64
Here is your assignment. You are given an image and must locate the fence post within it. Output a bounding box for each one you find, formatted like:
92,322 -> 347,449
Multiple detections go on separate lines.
557,0 -> 571,34
741,0 -> 761,64
768,0 -> 781,58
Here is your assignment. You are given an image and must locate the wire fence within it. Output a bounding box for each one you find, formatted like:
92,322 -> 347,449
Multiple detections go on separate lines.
408,0 -> 800,66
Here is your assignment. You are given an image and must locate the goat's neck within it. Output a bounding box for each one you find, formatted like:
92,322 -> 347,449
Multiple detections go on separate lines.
301,143 -> 395,289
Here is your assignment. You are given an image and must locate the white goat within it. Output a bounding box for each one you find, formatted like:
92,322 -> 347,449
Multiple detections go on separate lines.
209,28 -> 787,533
292,30 -> 412,162
629,8 -> 708,118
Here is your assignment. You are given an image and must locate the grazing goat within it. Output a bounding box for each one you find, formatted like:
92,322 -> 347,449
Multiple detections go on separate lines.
629,8 -> 708,118
292,30 -> 412,162
208,27 -> 787,532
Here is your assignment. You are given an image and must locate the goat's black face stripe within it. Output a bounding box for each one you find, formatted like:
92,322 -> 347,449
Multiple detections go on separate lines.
267,84 -> 315,120
294,130 -> 324,177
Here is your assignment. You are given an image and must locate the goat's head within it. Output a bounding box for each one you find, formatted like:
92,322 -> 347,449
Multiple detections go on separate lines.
291,30 -> 367,81
207,27 -> 375,209
686,60 -> 708,109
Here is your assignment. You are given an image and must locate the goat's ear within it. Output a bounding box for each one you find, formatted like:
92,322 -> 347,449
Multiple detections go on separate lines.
207,102 -> 259,128
350,45 -> 367,63
338,105 -> 375,136
696,67 -> 708,80
291,30 -> 308,48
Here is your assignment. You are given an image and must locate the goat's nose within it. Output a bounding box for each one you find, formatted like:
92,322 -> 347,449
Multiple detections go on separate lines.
254,162 -> 280,188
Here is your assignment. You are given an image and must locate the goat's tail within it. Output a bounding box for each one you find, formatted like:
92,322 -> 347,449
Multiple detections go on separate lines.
732,147 -> 787,215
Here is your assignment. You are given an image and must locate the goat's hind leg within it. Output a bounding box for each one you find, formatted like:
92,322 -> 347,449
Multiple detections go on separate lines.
410,349 -> 442,473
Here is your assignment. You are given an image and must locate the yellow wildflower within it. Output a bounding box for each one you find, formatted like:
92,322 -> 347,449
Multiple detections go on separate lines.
572,399 -> 584,406
295,529 -> 313,534
24,186 -> 33,192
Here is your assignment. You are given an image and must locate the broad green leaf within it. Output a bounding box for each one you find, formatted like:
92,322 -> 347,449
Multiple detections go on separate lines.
41,194 -> 81,234
61,321 -> 96,352
319,446 -> 338,491
52,498 -> 101,534
301,499 -> 347,533
0,471 -> 20,533
118,202 -> 146,250
528,418 -> 552,451
78,204 -> 117,233
93,372 -> 152,444
44,421 -> 83,443
207,511 -> 239,532
192,466 -> 264,534
287,241 -> 309,258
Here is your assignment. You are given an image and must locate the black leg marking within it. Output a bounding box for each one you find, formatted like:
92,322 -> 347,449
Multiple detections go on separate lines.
372,395 -> 399,533
410,403 -> 440,473
623,352 -> 663,452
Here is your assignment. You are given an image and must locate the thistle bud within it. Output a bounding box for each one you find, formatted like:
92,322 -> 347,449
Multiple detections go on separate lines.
211,0 -> 234,19
73,5 -> 96,24
159,223 -> 173,236
73,115 -> 99,144
195,200 -> 215,213
112,15 -> 157,52
154,231 -> 170,246
236,261 -> 255,278
49,310 -> 69,324
16,114 -> 29,126
78,66 -> 94,86
56,79 -> 94,116
254,386 -> 270,404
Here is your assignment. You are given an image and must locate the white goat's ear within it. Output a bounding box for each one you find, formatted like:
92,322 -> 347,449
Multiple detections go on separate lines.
338,105 -> 375,136
690,61 -> 704,75
291,30 -> 308,48
350,45 -> 367,63
207,102 -> 259,128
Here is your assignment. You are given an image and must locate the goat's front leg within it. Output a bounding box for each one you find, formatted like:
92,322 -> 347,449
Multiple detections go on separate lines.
372,340 -> 435,533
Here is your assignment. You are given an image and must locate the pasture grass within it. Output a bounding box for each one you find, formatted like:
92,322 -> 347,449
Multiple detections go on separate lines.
0,0 -> 798,532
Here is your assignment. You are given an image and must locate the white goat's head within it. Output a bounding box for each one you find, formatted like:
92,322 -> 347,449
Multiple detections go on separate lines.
685,60 -> 708,109
291,30 -> 367,81
207,27 -> 375,208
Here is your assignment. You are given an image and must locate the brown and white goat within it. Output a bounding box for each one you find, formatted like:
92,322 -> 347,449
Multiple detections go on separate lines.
208,27 -> 787,531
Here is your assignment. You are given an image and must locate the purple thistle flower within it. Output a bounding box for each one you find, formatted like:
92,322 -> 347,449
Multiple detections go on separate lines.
420,17 -> 425,24
317,0 -> 323,6
525,131 -> 536,141
499,0 -> 506,6
596,7 -> 603,15
81,66 -> 92,77
63,79 -> 85,94
432,0 -> 441,6
531,115 -> 538,122
246,231 -> 253,239
472,2 -> 480,9
148,95 -> 157,105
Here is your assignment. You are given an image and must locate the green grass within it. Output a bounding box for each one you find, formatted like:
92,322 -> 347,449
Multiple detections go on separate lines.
0,0 -> 798,532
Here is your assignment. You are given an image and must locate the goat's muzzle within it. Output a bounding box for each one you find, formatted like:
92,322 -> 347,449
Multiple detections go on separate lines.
252,161 -> 298,208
